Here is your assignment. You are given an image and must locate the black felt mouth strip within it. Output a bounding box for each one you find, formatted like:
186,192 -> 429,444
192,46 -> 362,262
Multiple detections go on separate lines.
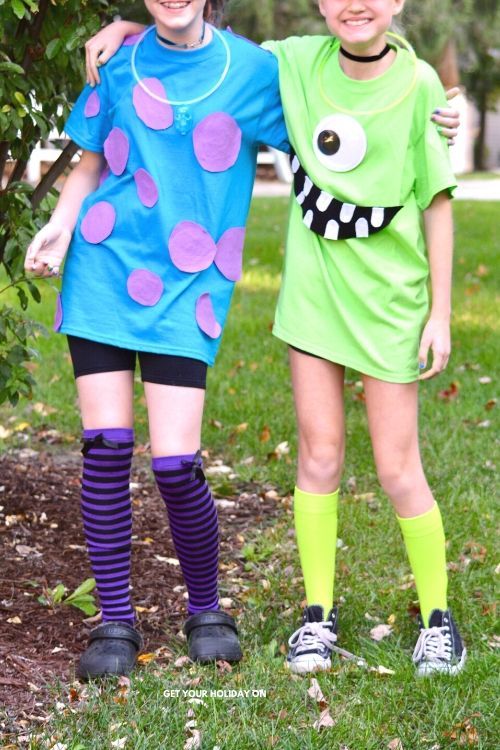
290,151 -> 403,240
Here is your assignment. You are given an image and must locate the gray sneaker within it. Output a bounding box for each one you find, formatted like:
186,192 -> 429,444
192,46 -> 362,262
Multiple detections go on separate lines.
412,609 -> 466,676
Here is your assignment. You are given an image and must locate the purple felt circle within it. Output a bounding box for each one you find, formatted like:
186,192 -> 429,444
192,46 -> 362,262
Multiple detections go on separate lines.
122,33 -> 143,46
80,201 -> 116,244
133,78 -> 173,130
193,113 -> 242,172
168,221 -> 217,273
134,168 -> 159,208
214,227 -> 246,281
99,163 -> 110,186
195,292 -> 222,339
127,269 -> 164,307
84,89 -> 101,118
53,293 -> 63,332
104,127 -> 129,176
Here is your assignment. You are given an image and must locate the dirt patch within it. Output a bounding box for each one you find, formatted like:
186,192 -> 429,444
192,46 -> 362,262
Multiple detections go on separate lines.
0,448 -> 283,725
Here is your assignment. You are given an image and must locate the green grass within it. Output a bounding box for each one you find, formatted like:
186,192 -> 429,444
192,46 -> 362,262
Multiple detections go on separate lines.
2,200 -> 499,748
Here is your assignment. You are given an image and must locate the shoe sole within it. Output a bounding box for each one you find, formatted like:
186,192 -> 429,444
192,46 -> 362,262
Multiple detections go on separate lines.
416,647 -> 467,677
286,657 -> 332,674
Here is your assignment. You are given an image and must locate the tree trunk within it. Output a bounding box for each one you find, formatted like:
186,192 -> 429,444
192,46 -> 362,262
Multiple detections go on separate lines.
474,90 -> 488,171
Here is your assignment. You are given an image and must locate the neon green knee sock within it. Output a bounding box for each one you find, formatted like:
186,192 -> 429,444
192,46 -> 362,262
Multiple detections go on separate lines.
294,486 -> 339,614
397,503 -> 448,627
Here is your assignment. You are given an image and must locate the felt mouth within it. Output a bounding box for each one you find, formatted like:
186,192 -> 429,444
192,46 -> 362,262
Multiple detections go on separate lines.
291,151 -> 403,240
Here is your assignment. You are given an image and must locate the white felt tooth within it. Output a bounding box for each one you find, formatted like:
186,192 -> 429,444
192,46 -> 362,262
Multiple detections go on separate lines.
355,218 -> 369,238
297,191 -> 305,205
303,176 -> 313,197
325,219 -> 339,240
291,155 -> 300,174
371,207 -> 385,228
340,203 -> 356,223
316,191 -> 333,212
304,210 -> 314,229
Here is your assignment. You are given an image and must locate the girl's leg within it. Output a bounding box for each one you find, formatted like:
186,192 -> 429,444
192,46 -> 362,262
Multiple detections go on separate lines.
363,375 -> 465,674
145,380 -> 241,661
290,348 -> 345,612
76,370 -> 136,625
286,348 -> 344,673
362,375 -> 448,625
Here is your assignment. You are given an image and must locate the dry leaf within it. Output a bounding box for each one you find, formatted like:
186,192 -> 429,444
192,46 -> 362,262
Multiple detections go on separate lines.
387,614 -> 396,626
443,716 -> 480,746
216,660 -> 233,674
7,616 -> 22,624
137,653 -> 156,665
438,382 -> 459,401
388,739 -> 403,750
313,708 -> 336,731
485,399 -> 497,410
308,678 -> 327,705
110,739 -> 127,749
154,555 -> 180,565
220,597 -> 233,608
174,656 -> 192,668
478,376 -> 492,384
184,730 -> 202,749
370,624 -> 393,641
259,425 -> 271,442
370,665 -> 395,675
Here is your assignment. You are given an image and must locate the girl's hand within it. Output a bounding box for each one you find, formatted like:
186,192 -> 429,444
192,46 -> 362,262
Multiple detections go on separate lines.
418,317 -> 451,380
431,87 -> 461,145
85,21 -> 145,86
25,223 -> 72,278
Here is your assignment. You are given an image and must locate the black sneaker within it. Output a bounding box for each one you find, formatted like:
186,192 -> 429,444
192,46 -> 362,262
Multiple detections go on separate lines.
286,605 -> 338,674
412,609 -> 466,676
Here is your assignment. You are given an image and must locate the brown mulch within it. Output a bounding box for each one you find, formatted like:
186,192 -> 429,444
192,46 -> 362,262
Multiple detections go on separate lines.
0,447 -> 283,724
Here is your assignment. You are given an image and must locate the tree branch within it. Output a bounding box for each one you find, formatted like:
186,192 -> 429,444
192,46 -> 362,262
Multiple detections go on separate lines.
6,158 -> 28,187
30,140 -> 79,209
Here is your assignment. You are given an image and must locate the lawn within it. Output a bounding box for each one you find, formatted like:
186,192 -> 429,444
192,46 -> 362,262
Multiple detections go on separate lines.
0,199 -> 498,749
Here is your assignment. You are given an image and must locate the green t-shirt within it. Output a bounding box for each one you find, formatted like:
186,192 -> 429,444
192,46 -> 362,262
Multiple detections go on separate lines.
266,36 -> 456,382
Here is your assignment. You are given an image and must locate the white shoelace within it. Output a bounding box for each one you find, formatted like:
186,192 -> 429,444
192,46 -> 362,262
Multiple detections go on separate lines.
412,625 -> 452,663
288,621 -> 338,655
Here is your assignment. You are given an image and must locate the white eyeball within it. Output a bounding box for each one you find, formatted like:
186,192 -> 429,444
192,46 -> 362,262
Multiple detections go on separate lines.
312,114 -> 367,172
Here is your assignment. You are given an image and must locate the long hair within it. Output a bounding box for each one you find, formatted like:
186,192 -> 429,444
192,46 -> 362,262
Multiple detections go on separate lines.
204,0 -> 227,26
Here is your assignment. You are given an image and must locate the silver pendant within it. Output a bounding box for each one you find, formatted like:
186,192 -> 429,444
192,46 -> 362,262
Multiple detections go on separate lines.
174,105 -> 193,135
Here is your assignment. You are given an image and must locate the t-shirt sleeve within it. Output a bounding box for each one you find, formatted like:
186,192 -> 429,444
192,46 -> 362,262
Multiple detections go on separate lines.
256,46 -> 290,153
63,71 -> 113,153
413,63 -> 457,211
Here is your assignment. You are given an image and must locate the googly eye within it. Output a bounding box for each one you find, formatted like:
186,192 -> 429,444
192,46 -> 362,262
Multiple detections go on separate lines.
313,114 -> 367,172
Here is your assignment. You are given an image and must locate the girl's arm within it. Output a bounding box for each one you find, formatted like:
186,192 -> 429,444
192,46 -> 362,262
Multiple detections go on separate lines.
418,191 -> 454,380
25,150 -> 104,277
86,21 -> 146,86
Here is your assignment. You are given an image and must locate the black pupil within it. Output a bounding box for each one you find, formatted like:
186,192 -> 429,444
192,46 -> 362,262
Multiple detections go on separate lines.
318,130 -> 340,156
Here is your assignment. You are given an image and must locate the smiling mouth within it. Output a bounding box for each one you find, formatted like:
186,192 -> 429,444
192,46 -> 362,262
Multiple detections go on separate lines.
291,151 -> 402,240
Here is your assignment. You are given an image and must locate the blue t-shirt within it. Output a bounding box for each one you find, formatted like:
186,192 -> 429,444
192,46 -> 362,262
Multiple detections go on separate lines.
59,27 -> 288,364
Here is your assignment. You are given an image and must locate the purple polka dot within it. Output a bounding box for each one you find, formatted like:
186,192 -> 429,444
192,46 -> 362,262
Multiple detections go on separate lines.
84,89 -> 101,118
99,163 -> 110,186
53,293 -> 63,332
133,78 -> 173,130
193,113 -> 242,172
134,168 -> 159,208
127,269 -> 164,307
81,201 -> 116,244
122,33 -> 143,46
196,292 -> 221,339
214,227 -> 246,281
168,221 -> 217,273
104,127 -> 129,176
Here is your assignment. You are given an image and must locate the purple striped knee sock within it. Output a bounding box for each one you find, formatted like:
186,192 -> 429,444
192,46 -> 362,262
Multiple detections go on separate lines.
81,428 -> 135,625
153,452 -> 220,615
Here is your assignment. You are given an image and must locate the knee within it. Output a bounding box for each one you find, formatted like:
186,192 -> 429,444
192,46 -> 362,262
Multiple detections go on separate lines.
376,461 -> 421,500
299,441 -> 344,490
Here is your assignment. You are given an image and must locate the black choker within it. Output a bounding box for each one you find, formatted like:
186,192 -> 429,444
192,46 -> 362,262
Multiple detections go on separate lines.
340,43 -> 391,63
156,22 -> 206,49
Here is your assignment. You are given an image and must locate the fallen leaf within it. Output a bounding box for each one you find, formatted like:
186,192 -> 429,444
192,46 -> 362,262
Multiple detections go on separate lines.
478,376 -> 492,384
235,422 -> 248,433
387,614 -> 396,626
216,660 -> 232,674
259,425 -> 271,443
220,597 -> 233,608
15,544 -> 42,557
475,264 -> 489,277
154,555 -> 180,565
437,382 -> 459,401
137,653 -> 156,664
307,678 -> 327,705
110,740 -> 127,749
174,656 -> 192,668
210,419 -> 223,429
443,716 -> 480,746
369,665 -> 395,675
487,635 -> 500,649
7,616 -> 22,624
485,399 -> 497,410
313,707 -> 336,731
388,739 -> 403,750
370,624 -> 393,641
